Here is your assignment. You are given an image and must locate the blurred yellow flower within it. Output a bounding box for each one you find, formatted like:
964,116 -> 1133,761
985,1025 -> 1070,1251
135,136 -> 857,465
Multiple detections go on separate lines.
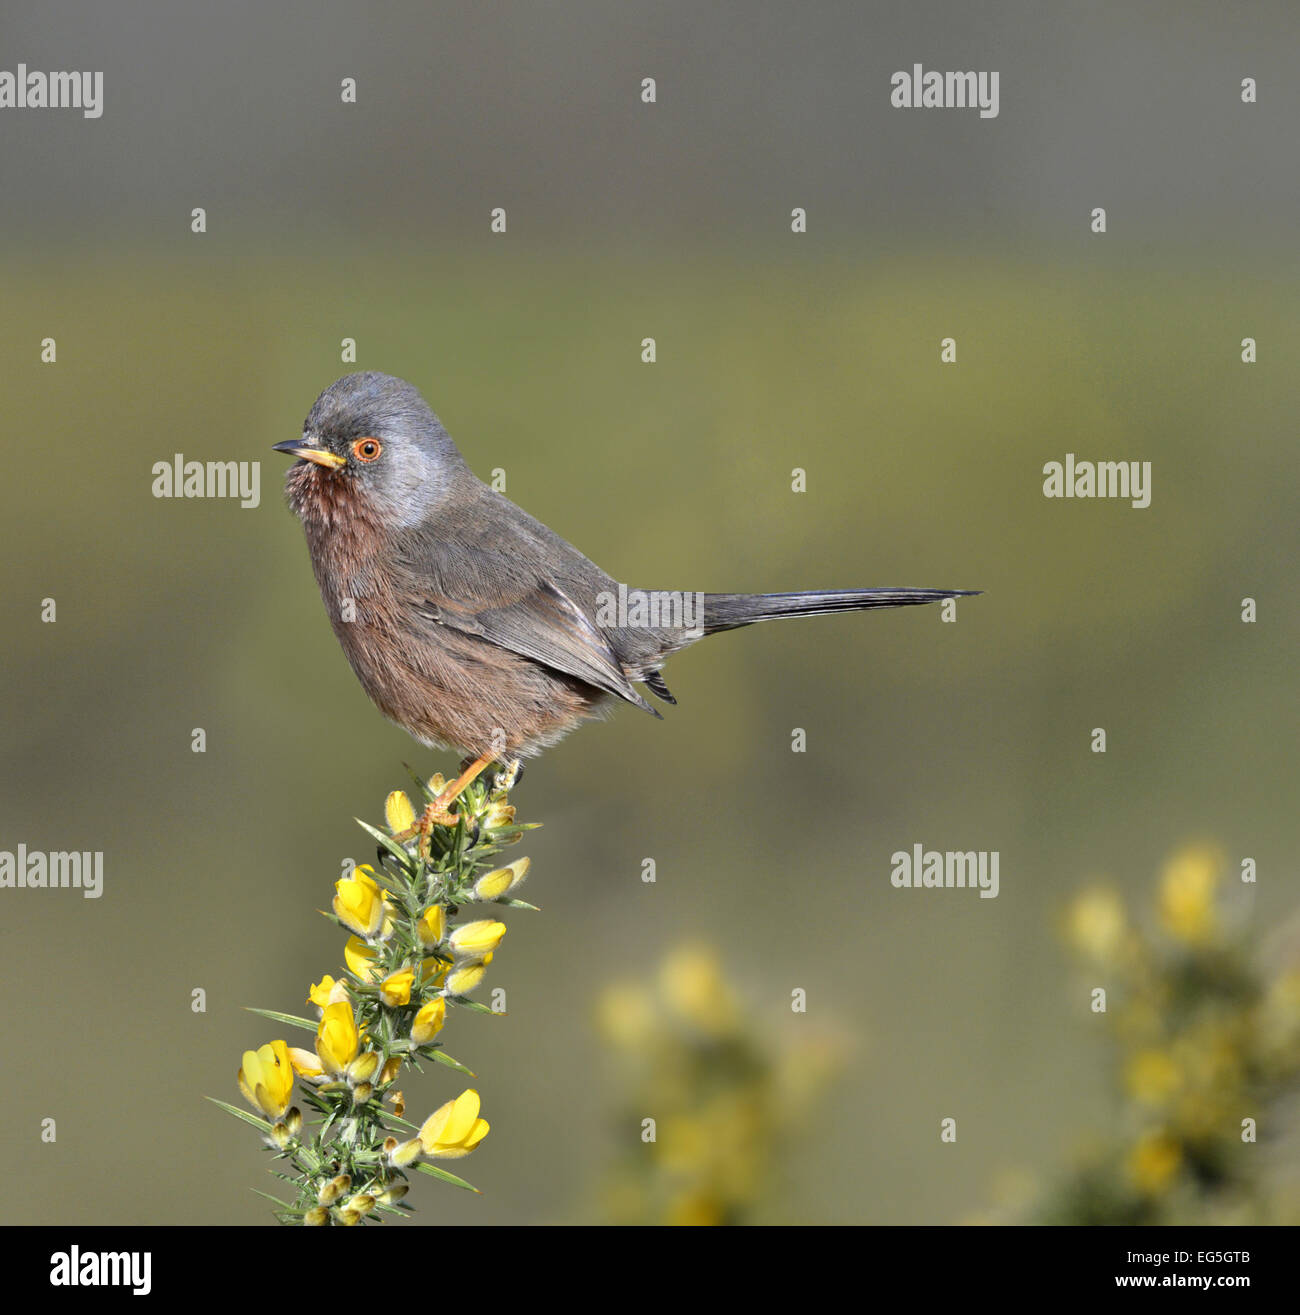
1065,886 -> 1126,960
384,790 -> 416,833
661,945 -> 737,1033
1127,1131 -> 1182,1196
238,1040 -> 295,1120
1125,1049 -> 1182,1107
333,865 -> 392,940
1158,844 -> 1224,945
419,1089 -> 490,1159
316,1001 -> 361,1076
597,983 -> 658,1049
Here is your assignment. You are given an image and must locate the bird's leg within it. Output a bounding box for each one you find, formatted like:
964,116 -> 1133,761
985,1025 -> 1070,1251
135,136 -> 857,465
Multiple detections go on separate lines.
412,750 -> 498,841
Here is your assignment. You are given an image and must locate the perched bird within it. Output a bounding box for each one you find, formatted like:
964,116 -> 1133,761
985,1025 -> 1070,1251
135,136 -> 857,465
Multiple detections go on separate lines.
275,372 -> 975,824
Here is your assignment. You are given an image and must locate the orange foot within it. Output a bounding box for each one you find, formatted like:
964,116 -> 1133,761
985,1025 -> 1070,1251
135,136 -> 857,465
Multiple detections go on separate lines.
396,750 -> 498,856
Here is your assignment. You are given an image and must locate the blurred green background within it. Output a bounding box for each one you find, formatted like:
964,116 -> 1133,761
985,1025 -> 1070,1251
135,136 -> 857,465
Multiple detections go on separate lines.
1,2 -> 1297,1224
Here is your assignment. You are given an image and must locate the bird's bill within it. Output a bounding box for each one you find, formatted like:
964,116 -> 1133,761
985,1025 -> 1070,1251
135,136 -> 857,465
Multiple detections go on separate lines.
272,439 -> 347,469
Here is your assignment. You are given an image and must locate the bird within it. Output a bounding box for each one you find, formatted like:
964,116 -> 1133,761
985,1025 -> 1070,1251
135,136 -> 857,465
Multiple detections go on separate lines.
274,372 -> 976,830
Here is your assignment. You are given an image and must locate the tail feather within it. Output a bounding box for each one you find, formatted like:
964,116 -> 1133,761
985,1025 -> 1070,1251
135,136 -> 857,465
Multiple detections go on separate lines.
701,588 -> 978,635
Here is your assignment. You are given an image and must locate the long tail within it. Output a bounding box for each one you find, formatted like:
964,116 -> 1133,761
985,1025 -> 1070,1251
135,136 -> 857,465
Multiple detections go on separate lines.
701,587 -> 978,635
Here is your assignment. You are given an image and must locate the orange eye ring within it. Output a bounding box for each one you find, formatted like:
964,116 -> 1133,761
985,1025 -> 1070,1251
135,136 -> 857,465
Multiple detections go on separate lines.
352,438 -> 383,463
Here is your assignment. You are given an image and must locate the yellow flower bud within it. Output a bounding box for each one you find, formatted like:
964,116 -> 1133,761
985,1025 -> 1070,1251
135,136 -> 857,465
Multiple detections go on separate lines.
379,1056 -> 402,1086
473,857 -> 530,902
385,790 -> 416,834
351,1082 -> 374,1104
417,904 -> 446,947
335,1207 -> 361,1226
343,1193 -> 376,1217
419,1088 -> 490,1159
374,1183 -> 408,1206
347,1050 -> 381,1084
388,1137 -> 423,1168
446,961 -> 487,995
411,997 -> 447,1044
237,1040 -> 295,1120
317,1173 -> 351,1206
380,966 -> 415,1007
449,919 -> 506,958
316,1002 -> 361,1076
332,865 -> 392,940
303,1207 -> 329,1226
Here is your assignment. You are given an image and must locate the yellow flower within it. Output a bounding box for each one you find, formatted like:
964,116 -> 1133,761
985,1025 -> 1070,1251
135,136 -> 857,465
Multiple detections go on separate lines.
344,936 -> 382,982
1125,1049 -> 1181,1107
473,858 -> 530,902
446,960 -> 487,995
1064,887 -> 1127,961
385,790 -> 416,833
238,1040 -> 295,1119
418,1089 -> 490,1159
380,966 -> 415,1007
308,974 -> 349,1010
1158,844 -> 1223,946
448,919 -> 506,958
287,1047 -> 324,1081
316,1002 -> 361,1076
412,997 -> 447,1044
420,956 -> 450,989
417,905 -> 446,947
1127,1131 -> 1182,1196
333,865 -> 392,940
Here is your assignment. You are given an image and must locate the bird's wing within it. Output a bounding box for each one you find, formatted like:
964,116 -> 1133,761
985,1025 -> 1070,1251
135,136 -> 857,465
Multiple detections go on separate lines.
415,579 -> 660,717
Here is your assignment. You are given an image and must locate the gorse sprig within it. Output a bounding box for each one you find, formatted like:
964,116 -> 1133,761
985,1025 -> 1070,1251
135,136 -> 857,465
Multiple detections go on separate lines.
213,761 -> 538,1224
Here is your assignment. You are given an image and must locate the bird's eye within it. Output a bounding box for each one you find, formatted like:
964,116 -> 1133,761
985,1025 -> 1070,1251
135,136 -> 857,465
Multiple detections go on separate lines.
352,438 -> 382,463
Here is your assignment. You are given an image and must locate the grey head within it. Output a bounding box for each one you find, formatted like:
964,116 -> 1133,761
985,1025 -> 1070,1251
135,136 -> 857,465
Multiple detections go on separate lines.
274,372 -> 472,527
